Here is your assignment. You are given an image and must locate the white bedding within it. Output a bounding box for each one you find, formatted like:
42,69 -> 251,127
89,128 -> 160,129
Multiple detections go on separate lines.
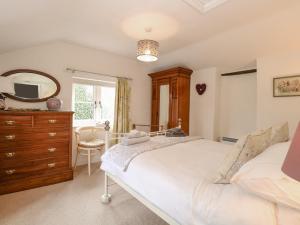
102,136 -> 201,171
101,139 -> 296,225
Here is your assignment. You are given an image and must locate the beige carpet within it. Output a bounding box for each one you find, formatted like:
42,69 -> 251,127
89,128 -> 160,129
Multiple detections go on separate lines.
0,165 -> 168,225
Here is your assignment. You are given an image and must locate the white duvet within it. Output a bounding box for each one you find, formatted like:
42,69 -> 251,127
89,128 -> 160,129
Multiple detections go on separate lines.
101,139 -> 296,225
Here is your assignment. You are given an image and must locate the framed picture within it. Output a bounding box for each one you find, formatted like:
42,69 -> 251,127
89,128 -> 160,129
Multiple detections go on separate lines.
273,75 -> 300,97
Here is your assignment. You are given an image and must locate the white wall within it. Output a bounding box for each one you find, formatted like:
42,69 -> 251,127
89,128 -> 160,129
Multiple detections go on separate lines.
190,68 -> 219,140
190,50 -> 300,141
218,73 -> 257,139
0,41 -> 151,165
257,51 -> 300,136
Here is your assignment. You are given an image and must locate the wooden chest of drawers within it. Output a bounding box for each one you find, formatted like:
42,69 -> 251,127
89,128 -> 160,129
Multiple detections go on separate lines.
0,111 -> 73,195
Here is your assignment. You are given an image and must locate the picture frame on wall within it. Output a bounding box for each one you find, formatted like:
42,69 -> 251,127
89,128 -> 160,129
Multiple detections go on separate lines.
273,75 -> 300,97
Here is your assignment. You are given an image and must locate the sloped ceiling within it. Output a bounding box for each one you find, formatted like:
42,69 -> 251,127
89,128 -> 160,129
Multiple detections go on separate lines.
0,0 -> 299,70
150,3 -> 300,72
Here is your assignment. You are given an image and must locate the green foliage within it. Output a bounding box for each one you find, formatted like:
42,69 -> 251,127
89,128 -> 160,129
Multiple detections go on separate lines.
74,84 -> 93,102
74,84 -> 94,120
74,103 -> 94,120
73,84 -> 115,122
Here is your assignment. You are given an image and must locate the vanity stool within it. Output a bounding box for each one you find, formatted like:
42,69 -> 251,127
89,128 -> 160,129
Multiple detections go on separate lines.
74,126 -> 105,176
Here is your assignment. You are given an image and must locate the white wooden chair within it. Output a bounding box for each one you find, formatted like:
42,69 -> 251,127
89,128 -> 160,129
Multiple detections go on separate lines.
74,126 -> 105,176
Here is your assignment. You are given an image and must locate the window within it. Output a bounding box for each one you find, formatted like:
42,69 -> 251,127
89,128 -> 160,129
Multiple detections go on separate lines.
72,83 -> 115,126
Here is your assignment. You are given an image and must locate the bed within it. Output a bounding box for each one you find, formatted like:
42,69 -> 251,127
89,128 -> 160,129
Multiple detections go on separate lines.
100,122 -> 300,225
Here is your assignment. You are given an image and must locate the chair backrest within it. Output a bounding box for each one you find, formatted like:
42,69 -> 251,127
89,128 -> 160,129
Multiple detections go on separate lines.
75,126 -> 105,144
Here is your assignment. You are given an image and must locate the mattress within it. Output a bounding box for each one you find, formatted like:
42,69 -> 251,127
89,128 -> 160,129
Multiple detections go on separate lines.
101,139 -> 280,225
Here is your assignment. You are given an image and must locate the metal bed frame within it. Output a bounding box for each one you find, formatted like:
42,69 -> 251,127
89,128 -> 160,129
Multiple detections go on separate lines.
101,120 -> 183,225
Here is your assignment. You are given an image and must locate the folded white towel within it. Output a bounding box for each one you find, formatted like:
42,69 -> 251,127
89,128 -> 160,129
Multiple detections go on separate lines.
125,130 -> 147,139
121,136 -> 150,146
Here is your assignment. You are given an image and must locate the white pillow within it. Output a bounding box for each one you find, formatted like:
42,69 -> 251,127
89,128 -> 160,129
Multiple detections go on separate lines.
271,122 -> 289,145
231,142 -> 300,210
215,128 -> 272,184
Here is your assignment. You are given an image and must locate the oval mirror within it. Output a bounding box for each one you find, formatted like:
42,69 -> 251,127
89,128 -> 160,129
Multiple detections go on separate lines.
1,69 -> 60,102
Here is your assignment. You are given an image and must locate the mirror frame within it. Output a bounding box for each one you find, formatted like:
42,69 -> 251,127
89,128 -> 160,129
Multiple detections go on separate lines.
1,69 -> 61,102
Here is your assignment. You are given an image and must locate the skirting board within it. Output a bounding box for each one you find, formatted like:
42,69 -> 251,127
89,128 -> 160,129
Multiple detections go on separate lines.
107,172 -> 181,225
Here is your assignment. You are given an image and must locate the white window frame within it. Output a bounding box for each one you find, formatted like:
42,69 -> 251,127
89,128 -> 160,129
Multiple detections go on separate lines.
72,78 -> 115,127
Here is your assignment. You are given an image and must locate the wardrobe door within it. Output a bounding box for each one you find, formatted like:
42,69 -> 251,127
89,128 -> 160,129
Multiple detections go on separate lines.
158,82 -> 170,130
170,78 -> 178,129
156,79 -> 170,131
151,79 -> 171,131
177,76 -> 190,134
150,80 -> 158,131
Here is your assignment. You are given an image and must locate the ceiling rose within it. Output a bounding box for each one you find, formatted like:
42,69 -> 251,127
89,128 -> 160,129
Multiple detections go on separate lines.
137,39 -> 159,62
122,13 -> 178,41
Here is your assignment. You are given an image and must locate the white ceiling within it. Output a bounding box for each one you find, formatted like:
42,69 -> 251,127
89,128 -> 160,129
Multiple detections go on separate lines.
0,0 -> 299,65
153,2 -> 300,72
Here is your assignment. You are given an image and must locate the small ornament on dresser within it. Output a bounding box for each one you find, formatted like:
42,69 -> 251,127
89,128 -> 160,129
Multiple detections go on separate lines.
46,97 -> 62,111
0,94 -> 6,110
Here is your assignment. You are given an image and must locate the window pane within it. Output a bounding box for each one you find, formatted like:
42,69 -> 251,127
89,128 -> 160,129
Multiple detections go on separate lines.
74,102 -> 94,120
74,84 -> 94,102
100,87 -> 115,123
73,83 -> 95,121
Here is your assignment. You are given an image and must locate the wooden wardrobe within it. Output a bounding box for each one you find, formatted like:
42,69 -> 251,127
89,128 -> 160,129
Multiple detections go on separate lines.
149,67 -> 192,134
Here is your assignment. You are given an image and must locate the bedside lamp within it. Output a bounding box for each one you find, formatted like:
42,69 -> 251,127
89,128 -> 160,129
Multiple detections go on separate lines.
0,76 -> 15,110
282,122 -> 300,181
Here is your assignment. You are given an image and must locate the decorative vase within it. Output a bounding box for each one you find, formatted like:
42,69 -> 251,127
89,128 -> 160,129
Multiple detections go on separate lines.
46,97 -> 62,111
0,94 -> 6,110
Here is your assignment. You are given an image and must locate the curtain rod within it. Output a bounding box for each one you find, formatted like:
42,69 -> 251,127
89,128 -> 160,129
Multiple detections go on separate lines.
221,69 -> 257,77
66,68 -> 133,80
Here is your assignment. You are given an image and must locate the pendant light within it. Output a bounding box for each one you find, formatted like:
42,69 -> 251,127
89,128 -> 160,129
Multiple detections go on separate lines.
137,39 -> 159,62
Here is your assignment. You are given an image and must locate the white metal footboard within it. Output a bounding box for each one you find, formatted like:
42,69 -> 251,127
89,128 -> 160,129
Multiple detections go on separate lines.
100,121 -> 112,203
101,120 -> 183,225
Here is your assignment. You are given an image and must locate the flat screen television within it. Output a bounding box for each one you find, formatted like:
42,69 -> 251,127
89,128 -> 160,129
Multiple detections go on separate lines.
14,83 -> 39,99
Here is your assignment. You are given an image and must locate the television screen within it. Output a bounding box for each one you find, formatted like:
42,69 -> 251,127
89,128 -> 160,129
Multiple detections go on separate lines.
14,83 -> 39,99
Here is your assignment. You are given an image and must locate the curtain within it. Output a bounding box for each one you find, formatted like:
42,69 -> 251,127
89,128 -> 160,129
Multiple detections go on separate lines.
113,78 -> 131,134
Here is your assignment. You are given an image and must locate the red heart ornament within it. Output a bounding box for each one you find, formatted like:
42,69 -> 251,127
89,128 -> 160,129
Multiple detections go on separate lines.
196,83 -> 206,95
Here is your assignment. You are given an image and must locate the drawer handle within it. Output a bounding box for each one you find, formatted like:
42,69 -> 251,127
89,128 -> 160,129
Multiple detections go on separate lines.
48,148 -> 56,153
48,119 -> 57,124
5,135 -> 15,140
5,120 -> 16,125
5,169 -> 16,175
48,163 -> 56,168
48,132 -> 57,137
5,152 -> 16,158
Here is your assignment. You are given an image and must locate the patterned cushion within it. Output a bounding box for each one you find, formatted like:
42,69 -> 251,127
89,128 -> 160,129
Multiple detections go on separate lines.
215,128 -> 272,184
79,139 -> 104,148
271,122 -> 289,145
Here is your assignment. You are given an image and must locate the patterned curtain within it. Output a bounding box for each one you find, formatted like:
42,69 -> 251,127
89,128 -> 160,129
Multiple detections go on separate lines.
113,78 -> 131,134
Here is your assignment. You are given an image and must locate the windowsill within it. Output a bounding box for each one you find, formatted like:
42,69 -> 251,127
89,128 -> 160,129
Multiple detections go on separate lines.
73,120 -> 113,128
73,120 -> 96,128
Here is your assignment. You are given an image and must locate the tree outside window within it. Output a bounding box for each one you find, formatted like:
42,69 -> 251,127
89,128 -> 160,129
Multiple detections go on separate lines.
72,83 -> 115,126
